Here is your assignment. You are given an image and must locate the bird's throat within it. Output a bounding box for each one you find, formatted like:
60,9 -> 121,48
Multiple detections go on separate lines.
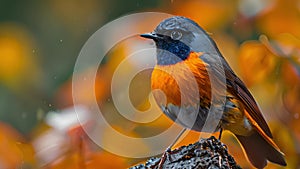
156,40 -> 190,65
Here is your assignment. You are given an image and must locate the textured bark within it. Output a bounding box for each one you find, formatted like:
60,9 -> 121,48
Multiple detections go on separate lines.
130,136 -> 241,169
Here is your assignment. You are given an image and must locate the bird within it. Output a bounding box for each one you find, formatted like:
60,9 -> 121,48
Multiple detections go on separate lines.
140,16 -> 286,169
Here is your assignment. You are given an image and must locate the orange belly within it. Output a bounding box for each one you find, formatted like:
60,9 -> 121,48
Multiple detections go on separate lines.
151,52 -> 211,108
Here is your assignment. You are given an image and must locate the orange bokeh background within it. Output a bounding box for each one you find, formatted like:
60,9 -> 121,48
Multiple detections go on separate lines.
0,0 -> 299,168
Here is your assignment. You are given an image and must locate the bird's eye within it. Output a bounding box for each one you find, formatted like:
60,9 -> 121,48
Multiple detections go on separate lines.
170,31 -> 182,40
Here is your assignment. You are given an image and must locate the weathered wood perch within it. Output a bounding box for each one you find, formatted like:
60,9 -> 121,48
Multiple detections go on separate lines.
130,136 -> 241,169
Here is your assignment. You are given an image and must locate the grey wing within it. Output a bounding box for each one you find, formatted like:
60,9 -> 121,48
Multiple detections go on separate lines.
200,52 -> 273,138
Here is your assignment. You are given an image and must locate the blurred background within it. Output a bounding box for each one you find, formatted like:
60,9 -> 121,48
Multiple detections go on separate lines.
0,0 -> 299,168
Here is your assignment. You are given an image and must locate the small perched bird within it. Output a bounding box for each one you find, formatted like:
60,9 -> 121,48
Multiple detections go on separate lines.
141,16 -> 286,168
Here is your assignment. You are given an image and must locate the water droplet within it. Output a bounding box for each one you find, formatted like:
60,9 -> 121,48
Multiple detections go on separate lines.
49,104 -> 52,107
59,39 -> 63,43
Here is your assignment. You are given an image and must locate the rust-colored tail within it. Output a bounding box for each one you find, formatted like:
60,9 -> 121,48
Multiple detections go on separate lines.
235,131 -> 286,169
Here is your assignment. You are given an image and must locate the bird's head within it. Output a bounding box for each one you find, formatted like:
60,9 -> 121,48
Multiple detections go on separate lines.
141,16 -> 219,65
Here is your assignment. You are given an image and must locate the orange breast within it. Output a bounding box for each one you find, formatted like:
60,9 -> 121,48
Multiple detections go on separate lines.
151,52 -> 211,107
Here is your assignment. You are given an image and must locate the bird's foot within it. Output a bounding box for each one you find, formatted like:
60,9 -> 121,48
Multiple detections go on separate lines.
157,147 -> 172,169
218,128 -> 223,140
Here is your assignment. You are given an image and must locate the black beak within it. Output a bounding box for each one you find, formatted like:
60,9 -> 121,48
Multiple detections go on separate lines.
140,33 -> 161,40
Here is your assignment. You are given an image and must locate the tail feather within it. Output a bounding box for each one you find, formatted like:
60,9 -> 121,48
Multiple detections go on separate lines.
235,131 -> 286,169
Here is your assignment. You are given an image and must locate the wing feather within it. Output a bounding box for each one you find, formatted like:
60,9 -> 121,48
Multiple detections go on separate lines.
199,52 -> 273,138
